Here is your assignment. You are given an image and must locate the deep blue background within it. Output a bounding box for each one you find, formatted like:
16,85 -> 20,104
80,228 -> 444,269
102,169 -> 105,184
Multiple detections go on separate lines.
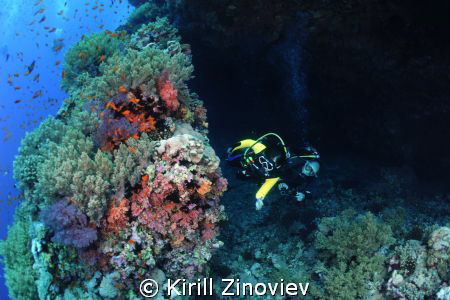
0,0 -> 132,298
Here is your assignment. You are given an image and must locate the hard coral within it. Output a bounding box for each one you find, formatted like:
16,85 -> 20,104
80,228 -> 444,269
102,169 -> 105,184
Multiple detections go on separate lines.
314,210 -> 394,299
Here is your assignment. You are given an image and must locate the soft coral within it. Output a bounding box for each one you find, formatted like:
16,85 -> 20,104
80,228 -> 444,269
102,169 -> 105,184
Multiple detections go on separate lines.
105,198 -> 129,233
157,76 -> 179,113
41,200 -> 98,248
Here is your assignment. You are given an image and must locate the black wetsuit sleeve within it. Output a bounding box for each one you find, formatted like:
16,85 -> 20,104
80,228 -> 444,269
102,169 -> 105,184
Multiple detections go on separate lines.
278,160 -> 315,196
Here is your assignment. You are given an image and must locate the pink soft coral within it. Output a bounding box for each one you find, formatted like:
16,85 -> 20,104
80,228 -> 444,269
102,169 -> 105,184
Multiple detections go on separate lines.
158,76 -> 179,113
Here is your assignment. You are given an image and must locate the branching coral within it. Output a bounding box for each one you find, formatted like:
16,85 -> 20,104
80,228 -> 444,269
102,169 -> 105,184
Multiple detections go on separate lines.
315,209 -> 394,263
314,210 -> 394,299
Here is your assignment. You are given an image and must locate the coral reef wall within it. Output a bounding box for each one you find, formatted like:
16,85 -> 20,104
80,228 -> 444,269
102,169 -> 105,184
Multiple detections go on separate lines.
1,18 -> 227,299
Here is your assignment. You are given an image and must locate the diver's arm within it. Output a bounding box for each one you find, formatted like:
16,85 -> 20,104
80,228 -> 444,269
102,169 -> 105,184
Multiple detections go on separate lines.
255,177 -> 280,210
277,180 -> 311,202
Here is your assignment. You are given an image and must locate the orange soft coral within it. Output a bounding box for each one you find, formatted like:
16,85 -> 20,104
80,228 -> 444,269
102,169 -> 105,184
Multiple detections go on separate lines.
105,198 -> 129,233
197,179 -> 212,196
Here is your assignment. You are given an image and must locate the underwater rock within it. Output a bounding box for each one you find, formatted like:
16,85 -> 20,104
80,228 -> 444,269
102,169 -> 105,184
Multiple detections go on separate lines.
385,229 -> 449,299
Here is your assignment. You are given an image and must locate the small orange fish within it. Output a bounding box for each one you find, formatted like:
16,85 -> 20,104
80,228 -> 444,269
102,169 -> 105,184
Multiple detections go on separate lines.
98,54 -> 106,62
106,102 -> 118,111
129,97 -> 140,104
14,99 -> 22,104
164,203 -> 175,211
122,110 -> 131,116
34,8 -> 45,16
128,146 -> 137,153
118,85 -> 127,93
14,86 -> 21,90
32,90 -> 43,99
53,45 -> 63,52
61,70 -> 66,78
128,240 -> 135,245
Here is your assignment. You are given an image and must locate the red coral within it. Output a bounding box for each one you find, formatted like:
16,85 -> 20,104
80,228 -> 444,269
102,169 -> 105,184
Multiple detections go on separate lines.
128,173 -> 206,247
105,198 -> 129,233
158,76 -> 179,113
202,229 -> 215,241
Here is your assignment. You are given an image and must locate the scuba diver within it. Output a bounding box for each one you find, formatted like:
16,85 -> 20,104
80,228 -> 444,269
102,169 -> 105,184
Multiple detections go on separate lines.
227,133 -> 320,210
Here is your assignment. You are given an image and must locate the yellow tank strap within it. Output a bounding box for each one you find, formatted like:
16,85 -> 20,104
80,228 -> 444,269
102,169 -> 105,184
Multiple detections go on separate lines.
255,177 -> 280,200
231,139 -> 266,154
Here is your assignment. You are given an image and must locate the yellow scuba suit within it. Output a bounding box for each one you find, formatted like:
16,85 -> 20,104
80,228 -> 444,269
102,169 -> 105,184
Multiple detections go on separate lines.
228,133 -> 320,210
228,135 -> 287,207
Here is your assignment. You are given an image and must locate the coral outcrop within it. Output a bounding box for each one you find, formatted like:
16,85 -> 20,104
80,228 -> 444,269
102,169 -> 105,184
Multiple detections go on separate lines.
3,18 -> 227,299
386,227 -> 450,299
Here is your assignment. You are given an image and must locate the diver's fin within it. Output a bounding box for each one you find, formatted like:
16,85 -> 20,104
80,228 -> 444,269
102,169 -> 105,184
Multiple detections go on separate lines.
255,177 -> 280,201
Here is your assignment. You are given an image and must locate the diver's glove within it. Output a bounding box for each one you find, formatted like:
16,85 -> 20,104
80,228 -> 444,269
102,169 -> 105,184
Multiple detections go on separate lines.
255,198 -> 264,210
295,192 -> 305,202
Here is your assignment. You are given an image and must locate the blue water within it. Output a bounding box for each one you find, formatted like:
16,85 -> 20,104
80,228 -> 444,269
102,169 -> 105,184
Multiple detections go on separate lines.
0,1 -> 132,298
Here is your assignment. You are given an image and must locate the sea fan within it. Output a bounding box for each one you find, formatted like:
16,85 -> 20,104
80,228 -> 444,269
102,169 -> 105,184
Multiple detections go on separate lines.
41,200 -> 97,248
